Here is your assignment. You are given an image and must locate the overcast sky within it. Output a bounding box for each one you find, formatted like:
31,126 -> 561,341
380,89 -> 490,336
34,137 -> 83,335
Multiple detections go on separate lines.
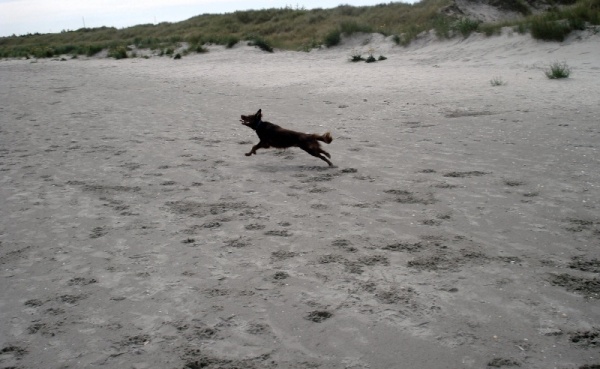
0,0 -> 417,37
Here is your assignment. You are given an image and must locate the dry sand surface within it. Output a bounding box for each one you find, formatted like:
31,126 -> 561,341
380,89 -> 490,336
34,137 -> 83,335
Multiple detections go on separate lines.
1,29 -> 599,369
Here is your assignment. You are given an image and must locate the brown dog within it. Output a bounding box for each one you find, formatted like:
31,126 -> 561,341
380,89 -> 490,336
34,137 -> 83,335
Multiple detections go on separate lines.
240,109 -> 333,166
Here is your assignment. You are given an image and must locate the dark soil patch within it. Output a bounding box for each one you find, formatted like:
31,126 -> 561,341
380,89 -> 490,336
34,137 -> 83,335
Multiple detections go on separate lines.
343,261 -> 364,274
24,299 -> 44,307
569,257 -> 600,273
57,294 -> 88,304
166,200 -> 253,218
270,250 -> 297,261
318,254 -> 346,264
272,271 -> 289,280
120,334 -> 151,347
332,239 -> 357,252
382,242 -> 423,252
443,171 -> 489,178
565,218 -> 597,233
224,238 -> 250,248
264,230 -> 292,237
487,357 -> 521,367
384,189 -> 436,205
569,329 -> 599,347
79,183 -> 142,193
503,180 -> 525,187
375,287 -> 416,305
67,277 -> 97,286
90,226 -> 107,239
0,345 -> 27,358
550,273 -> 600,299
357,255 -> 389,266
245,223 -> 265,230
305,310 -> 333,323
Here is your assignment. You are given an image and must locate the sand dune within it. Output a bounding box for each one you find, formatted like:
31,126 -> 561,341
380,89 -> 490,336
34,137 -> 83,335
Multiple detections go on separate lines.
1,29 -> 599,368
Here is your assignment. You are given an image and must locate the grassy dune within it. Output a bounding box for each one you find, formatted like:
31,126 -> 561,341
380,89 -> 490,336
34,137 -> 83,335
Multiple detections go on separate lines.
1,0 -> 598,58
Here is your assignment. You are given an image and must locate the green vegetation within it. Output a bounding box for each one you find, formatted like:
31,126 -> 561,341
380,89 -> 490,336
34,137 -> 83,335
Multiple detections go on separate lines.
349,50 -> 365,62
0,0 -> 598,58
454,18 -> 481,38
349,48 -> 387,64
107,45 -> 128,59
490,76 -> 507,86
545,61 -> 571,78
486,0 -> 600,41
248,36 -> 274,52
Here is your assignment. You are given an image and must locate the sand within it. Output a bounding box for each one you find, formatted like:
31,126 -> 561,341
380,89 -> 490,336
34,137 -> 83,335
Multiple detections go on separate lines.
1,29 -> 599,369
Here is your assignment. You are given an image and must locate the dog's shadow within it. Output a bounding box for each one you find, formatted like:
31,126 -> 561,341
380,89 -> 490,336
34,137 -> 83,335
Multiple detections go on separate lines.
255,164 -> 336,173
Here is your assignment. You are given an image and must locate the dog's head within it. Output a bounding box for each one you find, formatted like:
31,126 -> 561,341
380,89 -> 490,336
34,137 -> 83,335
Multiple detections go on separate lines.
240,109 -> 262,130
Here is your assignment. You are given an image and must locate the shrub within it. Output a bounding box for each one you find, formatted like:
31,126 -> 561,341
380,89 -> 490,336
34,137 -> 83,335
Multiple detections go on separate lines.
300,38 -> 321,52
32,47 -> 55,58
339,20 -> 373,35
225,36 -> 239,48
453,18 -> 480,38
568,16 -> 586,30
378,55 -> 387,61
479,23 -> 502,36
498,0 -> 531,15
515,22 -> 528,34
86,44 -> 104,56
192,44 -> 208,53
530,18 -> 571,41
397,26 -> 420,47
545,61 -> 571,79
365,54 -> 376,63
108,45 -> 128,59
324,29 -> 341,47
248,37 -> 274,52
432,15 -> 452,39
173,53 -> 182,59
349,51 -> 364,62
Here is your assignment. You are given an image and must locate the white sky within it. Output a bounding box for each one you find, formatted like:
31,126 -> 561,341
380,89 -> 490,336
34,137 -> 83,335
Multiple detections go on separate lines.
0,0 -> 417,37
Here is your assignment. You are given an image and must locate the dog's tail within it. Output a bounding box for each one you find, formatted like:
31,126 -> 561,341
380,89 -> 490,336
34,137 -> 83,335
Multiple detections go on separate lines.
316,132 -> 333,144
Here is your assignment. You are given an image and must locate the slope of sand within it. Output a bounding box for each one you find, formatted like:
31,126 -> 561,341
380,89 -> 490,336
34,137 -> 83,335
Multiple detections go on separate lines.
1,29 -> 599,369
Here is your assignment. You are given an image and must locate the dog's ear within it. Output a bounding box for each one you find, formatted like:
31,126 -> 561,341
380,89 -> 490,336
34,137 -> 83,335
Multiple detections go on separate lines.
255,109 -> 262,119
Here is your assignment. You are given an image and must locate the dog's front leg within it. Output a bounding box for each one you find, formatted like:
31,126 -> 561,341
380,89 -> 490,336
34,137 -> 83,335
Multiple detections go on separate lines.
245,142 -> 264,156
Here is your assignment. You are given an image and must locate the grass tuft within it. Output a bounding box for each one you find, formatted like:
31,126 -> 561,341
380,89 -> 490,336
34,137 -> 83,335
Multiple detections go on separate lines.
349,50 -> 364,62
545,61 -> 571,79
490,76 -> 506,86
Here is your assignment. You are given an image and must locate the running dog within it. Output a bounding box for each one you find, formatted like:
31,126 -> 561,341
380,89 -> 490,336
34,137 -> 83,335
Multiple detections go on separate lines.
240,109 -> 333,166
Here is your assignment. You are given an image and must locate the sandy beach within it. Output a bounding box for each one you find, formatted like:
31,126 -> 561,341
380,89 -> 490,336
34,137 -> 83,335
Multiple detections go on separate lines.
1,29 -> 599,368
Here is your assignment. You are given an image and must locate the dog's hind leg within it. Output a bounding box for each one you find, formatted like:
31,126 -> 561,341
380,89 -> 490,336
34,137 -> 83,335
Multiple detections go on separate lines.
317,154 -> 333,167
302,147 -> 333,166
320,155 -> 333,166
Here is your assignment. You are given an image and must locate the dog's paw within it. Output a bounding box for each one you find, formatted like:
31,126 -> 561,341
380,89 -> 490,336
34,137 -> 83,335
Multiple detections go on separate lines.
245,153 -> 252,156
